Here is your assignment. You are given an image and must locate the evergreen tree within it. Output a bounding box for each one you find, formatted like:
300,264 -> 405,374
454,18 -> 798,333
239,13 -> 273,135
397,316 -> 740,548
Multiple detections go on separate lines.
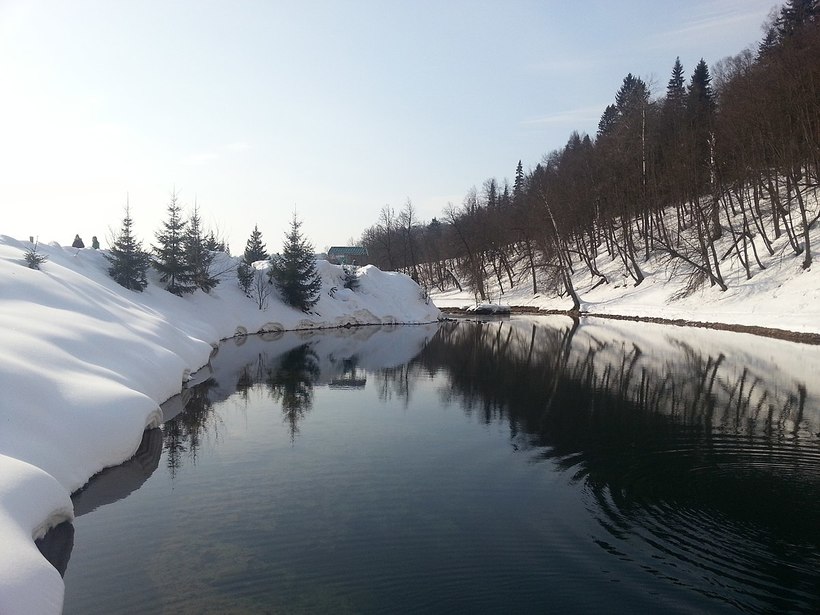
268,215 -> 322,311
615,73 -> 650,119
565,130 -> 583,152
152,191 -> 196,295
106,203 -> 150,291
512,160 -> 525,204
243,224 -> 268,264
342,264 -> 359,290
483,177 -> 498,208
665,57 -> 686,113
184,203 -> 220,293
236,261 -> 255,296
597,104 -> 619,138
687,59 -> 720,238
758,25 -> 780,59
23,240 -> 48,270
616,73 -> 649,140
500,181 -> 511,208
687,59 -> 716,194
777,0 -> 819,38
687,59 -> 715,114
203,231 -> 227,253
658,58 -> 689,206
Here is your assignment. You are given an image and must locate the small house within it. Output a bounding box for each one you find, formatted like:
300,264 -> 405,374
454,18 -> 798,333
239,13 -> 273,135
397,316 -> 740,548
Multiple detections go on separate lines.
327,246 -> 369,266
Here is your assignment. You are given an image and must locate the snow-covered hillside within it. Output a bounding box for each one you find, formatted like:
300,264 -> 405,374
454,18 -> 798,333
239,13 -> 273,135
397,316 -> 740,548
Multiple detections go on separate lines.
433,191 -> 820,337
0,236 -> 440,615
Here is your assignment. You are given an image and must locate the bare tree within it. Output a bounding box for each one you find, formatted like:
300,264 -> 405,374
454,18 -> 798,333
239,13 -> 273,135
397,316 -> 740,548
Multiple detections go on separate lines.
398,199 -> 420,281
251,267 -> 272,310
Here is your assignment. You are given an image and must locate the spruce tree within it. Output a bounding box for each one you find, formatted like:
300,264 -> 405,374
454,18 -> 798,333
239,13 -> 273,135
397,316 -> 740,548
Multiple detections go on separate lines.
106,203 -> 150,291
512,160 -> 525,204
500,181 -> 511,208
615,73 -> 650,118
203,231 -> 227,253
243,224 -> 268,264
665,57 -> 686,113
597,104 -> 619,138
152,191 -> 196,295
687,59 -> 715,114
236,261 -> 255,296
268,215 -> 322,311
687,59 -> 720,238
777,0 -> 819,38
342,264 -> 359,290
659,58 -> 688,204
23,240 -> 48,270
758,26 -> 780,59
184,203 -> 220,293
687,59 -> 716,193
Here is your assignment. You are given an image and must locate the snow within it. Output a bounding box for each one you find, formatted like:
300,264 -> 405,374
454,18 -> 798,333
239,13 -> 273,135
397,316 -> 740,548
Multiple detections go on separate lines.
433,192 -> 820,336
0,236 -> 440,615
466,303 -> 512,315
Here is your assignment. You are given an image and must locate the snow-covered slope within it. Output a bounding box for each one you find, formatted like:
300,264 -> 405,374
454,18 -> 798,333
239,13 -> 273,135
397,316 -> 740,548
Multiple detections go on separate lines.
433,192 -> 820,336
0,236 -> 440,614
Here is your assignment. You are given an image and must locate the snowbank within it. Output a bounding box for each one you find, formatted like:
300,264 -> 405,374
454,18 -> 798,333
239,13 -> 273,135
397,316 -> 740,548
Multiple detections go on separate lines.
0,235 -> 440,614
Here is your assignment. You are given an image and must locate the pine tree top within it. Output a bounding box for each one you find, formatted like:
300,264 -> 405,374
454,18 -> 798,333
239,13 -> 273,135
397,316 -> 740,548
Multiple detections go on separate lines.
243,223 -> 268,264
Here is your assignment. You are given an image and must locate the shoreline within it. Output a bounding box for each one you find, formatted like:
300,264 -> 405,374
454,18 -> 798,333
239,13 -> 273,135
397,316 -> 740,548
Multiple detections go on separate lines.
439,306 -> 820,346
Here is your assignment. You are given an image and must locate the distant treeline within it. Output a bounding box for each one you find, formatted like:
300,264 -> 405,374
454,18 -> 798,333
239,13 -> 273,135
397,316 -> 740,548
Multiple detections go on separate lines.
359,1 -> 819,307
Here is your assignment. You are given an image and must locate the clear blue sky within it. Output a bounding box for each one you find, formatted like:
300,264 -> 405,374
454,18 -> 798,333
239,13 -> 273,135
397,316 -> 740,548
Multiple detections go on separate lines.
0,0 -> 776,253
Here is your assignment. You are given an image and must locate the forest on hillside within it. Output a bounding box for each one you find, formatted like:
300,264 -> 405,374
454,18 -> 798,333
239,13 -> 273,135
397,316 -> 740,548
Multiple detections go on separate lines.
359,1 -> 819,309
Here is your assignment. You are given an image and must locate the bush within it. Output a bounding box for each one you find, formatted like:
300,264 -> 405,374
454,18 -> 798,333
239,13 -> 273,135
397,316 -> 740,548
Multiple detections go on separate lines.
342,264 -> 359,290
24,243 -> 48,270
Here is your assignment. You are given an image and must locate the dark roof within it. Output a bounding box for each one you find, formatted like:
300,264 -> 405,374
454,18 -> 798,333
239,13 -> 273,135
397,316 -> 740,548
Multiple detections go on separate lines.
328,246 -> 368,256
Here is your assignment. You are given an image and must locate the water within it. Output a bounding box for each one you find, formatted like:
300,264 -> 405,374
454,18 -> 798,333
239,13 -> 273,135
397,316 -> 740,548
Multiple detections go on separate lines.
44,317 -> 820,613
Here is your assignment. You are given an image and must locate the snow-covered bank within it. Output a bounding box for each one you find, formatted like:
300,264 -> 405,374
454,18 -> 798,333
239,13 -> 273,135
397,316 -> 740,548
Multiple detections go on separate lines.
0,235 -> 440,614
432,202 -> 820,337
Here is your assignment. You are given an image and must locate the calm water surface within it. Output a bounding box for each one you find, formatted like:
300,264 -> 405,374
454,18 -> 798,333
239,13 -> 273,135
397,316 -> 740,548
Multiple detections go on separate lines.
47,317 -> 820,613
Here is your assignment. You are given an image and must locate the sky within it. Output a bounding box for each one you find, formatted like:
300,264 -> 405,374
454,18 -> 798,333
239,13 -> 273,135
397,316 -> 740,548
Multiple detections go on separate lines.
0,0 -> 778,253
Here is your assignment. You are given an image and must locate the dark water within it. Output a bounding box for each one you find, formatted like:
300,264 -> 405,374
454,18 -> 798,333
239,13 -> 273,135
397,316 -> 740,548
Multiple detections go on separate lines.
46,317 -> 820,614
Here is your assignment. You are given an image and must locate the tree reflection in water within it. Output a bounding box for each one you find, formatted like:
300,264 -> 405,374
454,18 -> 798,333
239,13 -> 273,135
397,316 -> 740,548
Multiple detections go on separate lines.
395,317 -> 820,612
163,378 -> 219,478
264,344 -> 320,442
164,343 -> 323,461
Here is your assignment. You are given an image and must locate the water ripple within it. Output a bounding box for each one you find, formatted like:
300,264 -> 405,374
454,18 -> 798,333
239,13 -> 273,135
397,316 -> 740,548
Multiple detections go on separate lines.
578,433 -> 820,612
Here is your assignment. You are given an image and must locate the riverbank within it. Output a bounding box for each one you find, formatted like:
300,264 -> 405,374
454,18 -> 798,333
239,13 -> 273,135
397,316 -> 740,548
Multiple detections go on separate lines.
441,306 -> 820,346
431,194 -> 820,340
0,235 -> 440,615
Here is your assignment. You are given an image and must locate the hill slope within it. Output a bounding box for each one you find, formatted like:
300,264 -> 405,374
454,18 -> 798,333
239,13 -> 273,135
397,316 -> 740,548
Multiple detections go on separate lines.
433,190 -> 819,337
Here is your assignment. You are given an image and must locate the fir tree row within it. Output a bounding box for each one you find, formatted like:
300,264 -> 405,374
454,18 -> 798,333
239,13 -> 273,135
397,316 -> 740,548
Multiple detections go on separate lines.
107,191 -> 223,296
107,195 -> 325,313
236,215 -> 323,312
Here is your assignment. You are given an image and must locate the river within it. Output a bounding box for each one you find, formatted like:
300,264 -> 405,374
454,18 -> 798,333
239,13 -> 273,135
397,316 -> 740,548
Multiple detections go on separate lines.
42,317 -> 820,613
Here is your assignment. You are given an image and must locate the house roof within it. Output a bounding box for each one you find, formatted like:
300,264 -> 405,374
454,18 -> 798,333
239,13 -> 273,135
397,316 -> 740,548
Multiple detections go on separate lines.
327,246 -> 368,256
